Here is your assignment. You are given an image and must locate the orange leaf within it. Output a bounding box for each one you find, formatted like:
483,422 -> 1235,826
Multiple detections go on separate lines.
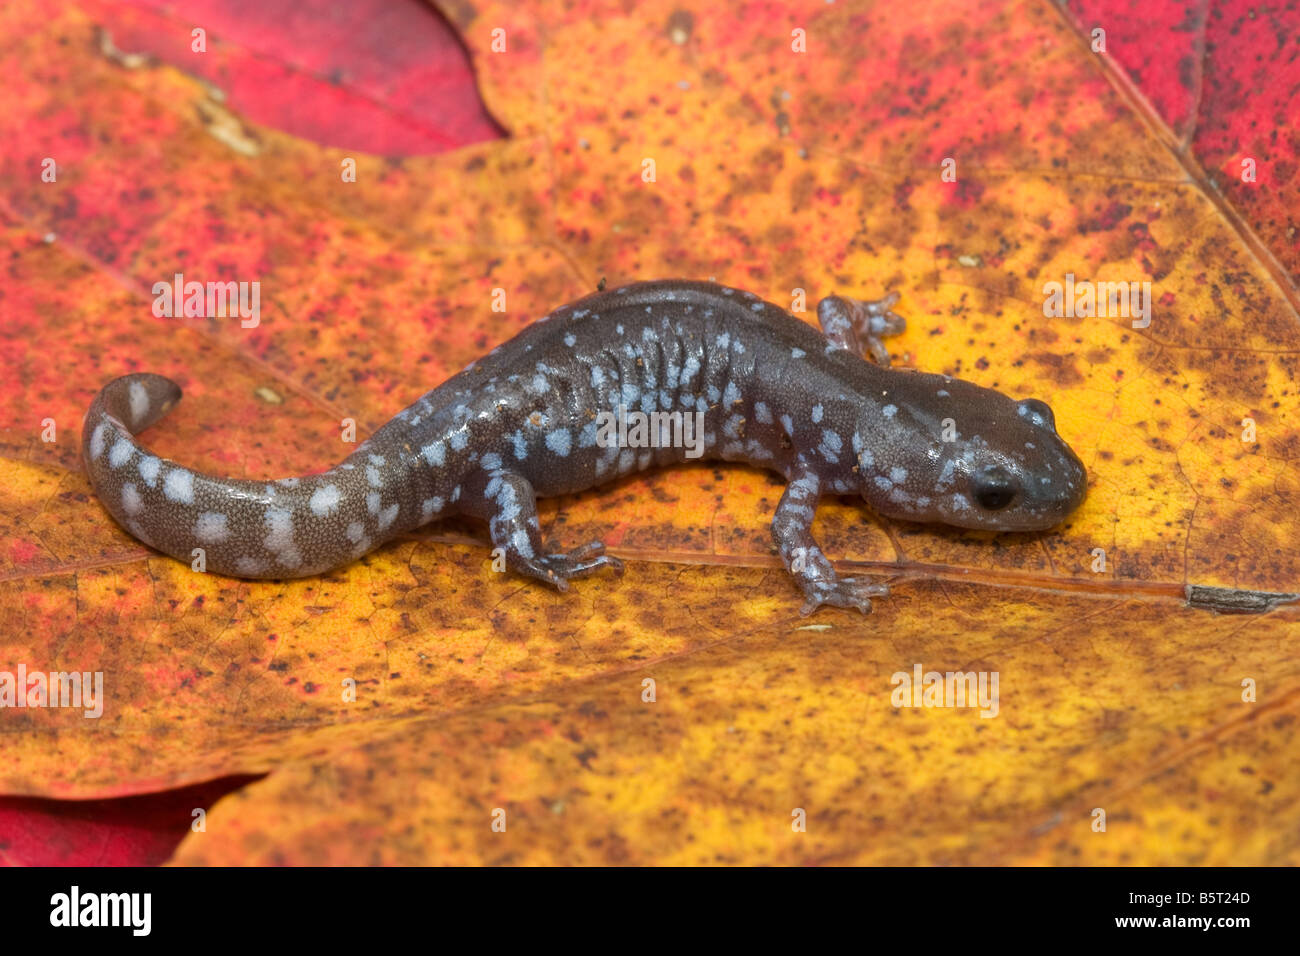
1,0 -> 1297,865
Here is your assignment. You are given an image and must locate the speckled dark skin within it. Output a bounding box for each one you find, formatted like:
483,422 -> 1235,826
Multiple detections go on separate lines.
83,280 -> 1087,615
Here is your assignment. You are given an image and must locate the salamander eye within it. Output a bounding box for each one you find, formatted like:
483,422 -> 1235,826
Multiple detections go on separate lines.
972,465 -> 1018,511
1017,398 -> 1055,432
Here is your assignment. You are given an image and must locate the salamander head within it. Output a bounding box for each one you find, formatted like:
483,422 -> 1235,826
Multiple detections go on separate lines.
853,374 -> 1087,532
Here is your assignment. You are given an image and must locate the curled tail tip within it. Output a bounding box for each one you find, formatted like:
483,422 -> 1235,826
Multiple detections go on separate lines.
91,373 -> 183,433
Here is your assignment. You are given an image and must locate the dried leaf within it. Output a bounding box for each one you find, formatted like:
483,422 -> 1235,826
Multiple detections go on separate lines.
1,0 -> 1297,865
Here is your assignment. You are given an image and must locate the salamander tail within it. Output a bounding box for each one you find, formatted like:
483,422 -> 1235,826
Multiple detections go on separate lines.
82,373 -> 389,578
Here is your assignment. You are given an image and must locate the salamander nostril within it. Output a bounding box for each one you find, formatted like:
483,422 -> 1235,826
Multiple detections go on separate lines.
1017,398 -> 1055,432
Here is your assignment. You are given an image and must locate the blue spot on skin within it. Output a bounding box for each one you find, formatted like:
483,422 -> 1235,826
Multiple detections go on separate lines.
108,439 -> 133,468
546,429 -> 572,456
89,422 -> 107,459
818,430 -> 841,463
811,404 -> 823,423
510,431 -> 528,459
163,469 -> 194,504
138,455 -> 161,487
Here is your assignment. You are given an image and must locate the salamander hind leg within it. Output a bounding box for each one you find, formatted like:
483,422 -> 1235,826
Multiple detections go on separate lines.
816,292 -> 906,366
773,461 -> 889,616
465,470 -> 623,592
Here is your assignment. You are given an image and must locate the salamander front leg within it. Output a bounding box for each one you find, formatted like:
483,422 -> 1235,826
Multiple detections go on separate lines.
816,292 -> 906,366
773,463 -> 889,616
467,471 -> 624,591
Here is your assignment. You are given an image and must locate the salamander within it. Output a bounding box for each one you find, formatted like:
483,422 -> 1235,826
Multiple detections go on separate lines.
82,280 -> 1087,615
